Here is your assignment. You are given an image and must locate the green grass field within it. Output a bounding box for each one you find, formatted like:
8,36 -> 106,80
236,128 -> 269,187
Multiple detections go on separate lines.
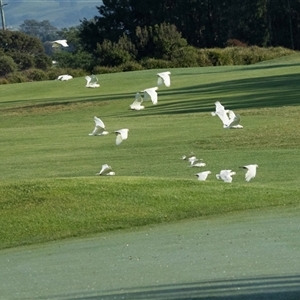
1,55 -> 300,249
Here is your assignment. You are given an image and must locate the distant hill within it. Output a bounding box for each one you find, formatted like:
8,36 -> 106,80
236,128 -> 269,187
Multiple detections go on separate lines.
4,0 -> 103,29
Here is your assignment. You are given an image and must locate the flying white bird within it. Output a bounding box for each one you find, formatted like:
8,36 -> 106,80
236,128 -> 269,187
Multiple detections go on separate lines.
96,164 -> 115,176
89,116 -> 109,136
56,74 -> 73,81
216,169 -> 236,183
211,101 -> 243,129
130,92 -> 145,110
115,129 -> 129,145
141,87 -> 158,105
224,110 -> 243,129
157,71 -> 171,87
52,39 -> 69,47
195,171 -> 211,181
240,164 -> 258,182
85,75 -> 100,88
189,157 -> 206,167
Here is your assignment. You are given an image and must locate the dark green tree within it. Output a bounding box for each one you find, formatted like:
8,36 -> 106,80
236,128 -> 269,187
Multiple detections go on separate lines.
19,19 -> 59,42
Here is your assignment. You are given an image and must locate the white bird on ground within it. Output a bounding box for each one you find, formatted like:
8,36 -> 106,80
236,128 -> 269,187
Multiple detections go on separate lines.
85,75 -> 100,88
224,110 -> 243,129
56,74 -> 73,81
96,164 -> 115,176
195,171 -> 211,181
189,157 -> 206,167
157,71 -> 171,87
240,164 -> 258,182
52,39 -> 69,47
141,87 -> 158,105
130,92 -> 145,110
216,169 -> 236,183
115,129 -> 129,145
89,116 -> 109,136
182,153 -> 196,162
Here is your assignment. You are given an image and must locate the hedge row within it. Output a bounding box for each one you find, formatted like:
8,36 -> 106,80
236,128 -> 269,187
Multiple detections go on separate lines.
0,46 -> 296,84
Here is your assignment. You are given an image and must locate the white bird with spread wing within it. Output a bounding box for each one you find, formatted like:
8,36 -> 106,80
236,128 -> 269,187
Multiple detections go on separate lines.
52,39 -> 69,47
157,71 -> 171,87
115,129 -> 129,145
85,75 -> 100,88
141,87 -> 158,105
240,164 -> 258,182
216,169 -> 236,183
96,164 -> 115,176
89,116 -> 109,136
195,171 -> 211,181
130,92 -> 145,110
211,101 -> 243,129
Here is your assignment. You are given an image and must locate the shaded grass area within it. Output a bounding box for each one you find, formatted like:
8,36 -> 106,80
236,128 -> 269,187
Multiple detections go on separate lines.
1,57 -> 300,249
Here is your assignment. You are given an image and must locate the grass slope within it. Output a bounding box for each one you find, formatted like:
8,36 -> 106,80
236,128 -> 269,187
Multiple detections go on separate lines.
1,55 -> 300,249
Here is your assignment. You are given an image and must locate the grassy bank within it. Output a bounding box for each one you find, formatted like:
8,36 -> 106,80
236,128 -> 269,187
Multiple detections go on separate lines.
1,55 -> 300,249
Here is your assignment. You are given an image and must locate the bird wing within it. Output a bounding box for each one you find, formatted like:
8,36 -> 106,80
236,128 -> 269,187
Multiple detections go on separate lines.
52,40 -> 69,47
157,72 -> 171,87
244,165 -> 257,182
94,116 -> 105,129
130,94 -> 144,109
144,87 -> 157,104
85,76 -> 91,85
213,102 -> 230,125
228,114 -> 241,128
115,132 -> 123,145
90,75 -> 98,84
99,164 -> 112,175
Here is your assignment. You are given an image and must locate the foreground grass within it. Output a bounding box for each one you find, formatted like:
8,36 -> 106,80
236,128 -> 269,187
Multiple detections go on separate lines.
1,55 -> 300,249
1,176 -> 299,249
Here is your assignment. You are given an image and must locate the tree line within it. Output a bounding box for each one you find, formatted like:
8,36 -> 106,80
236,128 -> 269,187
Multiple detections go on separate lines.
80,0 -> 300,50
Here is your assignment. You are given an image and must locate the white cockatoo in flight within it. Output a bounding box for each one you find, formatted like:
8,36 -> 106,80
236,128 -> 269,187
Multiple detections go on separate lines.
130,92 -> 145,110
195,171 -> 211,181
240,164 -> 258,182
85,75 -> 100,88
89,116 -> 109,136
211,101 -> 243,129
157,71 -> 171,87
141,87 -> 158,105
216,169 -> 236,183
115,129 -> 129,145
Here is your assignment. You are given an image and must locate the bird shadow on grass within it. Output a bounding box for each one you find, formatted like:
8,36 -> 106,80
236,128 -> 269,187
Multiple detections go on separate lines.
38,274 -> 300,300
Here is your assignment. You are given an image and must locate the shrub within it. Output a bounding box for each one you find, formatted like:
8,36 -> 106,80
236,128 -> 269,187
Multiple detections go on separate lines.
226,39 -> 248,47
6,72 -> 28,83
8,52 -> 35,70
92,65 -> 121,74
171,46 -> 201,67
140,58 -> 173,69
34,54 -> 52,70
23,68 -> 48,81
0,77 -> 9,84
118,61 -> 143,72
0,56 -> 17,76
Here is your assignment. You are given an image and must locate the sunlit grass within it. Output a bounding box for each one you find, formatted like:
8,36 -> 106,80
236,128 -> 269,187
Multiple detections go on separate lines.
1,55 -> 300,249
